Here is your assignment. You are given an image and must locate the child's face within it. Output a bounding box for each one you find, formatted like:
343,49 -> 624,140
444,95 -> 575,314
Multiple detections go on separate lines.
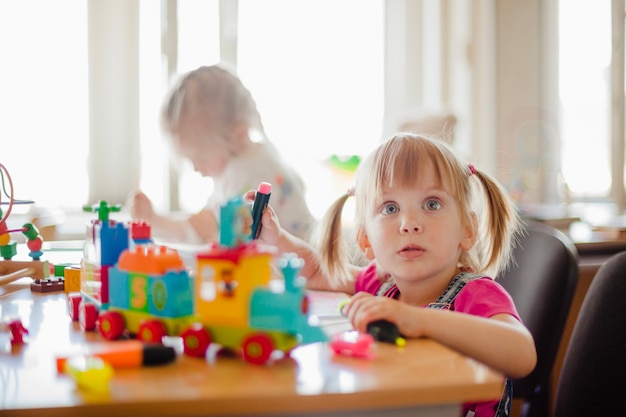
176,122 -> 234,177
360,162 -> 474,286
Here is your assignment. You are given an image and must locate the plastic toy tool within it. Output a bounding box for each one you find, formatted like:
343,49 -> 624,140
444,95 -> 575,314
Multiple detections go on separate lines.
56,340 -> 176,373
366,320 -> 406,347
250,182 -> 272,239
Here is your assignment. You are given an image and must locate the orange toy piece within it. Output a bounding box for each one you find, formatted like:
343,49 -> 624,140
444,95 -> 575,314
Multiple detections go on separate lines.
117,245 -> 185,275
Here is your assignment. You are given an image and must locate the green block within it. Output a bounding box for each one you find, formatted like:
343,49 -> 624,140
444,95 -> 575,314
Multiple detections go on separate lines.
0,242 -> 17,260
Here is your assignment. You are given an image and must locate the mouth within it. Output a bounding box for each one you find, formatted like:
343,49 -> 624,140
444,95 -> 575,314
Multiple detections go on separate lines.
398,245 -> 425,258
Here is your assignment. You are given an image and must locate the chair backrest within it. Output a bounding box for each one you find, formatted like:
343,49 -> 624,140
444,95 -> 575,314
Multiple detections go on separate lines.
498,220 -> 579,417
553,250 -> 626,417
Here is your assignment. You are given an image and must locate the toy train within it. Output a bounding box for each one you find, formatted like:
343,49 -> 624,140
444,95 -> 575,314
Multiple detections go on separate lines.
68,198 -> 327,365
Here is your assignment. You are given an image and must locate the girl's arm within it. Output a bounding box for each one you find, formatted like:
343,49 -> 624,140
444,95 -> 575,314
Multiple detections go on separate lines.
345,293 -> 537,378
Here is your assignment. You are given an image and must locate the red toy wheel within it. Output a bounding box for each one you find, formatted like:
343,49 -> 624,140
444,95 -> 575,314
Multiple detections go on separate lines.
242,333 -> 274,365
181,324 -> 211,357
138,319 -> 167,343
98,311 -> 125,340
79,302 -> 98,331
67,294 -> 82,321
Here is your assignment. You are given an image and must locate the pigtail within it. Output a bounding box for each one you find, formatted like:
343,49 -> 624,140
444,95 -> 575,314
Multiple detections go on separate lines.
314,193 -> 353,288
471,168 -> 522,277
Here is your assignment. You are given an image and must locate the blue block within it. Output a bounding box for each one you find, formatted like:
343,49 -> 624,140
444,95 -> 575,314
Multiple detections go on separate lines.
108,267 -> 130,309
147,271 -> 194,318
99,222 -> 130,266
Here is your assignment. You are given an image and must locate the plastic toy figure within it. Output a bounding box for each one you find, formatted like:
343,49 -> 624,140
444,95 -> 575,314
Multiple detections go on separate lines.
1,319 -> 29,345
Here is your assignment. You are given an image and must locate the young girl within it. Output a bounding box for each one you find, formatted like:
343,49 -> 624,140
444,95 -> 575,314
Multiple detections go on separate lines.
252,133 -> 537,417
130,64 -> 314,244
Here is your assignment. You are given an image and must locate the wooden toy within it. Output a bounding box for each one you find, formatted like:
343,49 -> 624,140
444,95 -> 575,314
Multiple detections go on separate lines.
0,162 -> 51,287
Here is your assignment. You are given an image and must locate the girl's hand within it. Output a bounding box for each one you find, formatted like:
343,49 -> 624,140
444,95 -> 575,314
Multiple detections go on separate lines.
344,292 -> 419,336
130,191 -> 155,222
243,190 -> 282,245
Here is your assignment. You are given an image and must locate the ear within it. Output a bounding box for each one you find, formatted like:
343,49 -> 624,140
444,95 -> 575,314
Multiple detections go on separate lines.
357,229 -> 375,260
227,122 -> 250,149
460,212 -> 478,251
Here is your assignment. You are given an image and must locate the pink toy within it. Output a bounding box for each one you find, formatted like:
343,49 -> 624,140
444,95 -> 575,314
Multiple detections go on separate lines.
4,319 -> 29,345
329,330 -> 376,359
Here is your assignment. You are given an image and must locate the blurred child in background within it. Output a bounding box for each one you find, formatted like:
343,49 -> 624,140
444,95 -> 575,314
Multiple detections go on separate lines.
130,64 -> 314,244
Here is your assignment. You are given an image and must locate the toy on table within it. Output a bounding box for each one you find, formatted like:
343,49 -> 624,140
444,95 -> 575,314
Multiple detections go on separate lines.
56,340 -> 176,373
220,196 -> 253,247
57,341 -> 175,394
0,218 -> 52,291
67,200 -> 153,330
83,200 -> 122,222
329,330 -> 376,359
1,212 -> 44,262
62,356 -> 114,394
366,319 -> 406,347
1,318 -> 29,345
69,196 -> 327,365
334,299 -> 406,356
0,162 -> 52,288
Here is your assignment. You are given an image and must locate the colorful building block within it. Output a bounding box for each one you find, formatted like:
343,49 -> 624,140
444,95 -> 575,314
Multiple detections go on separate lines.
64,265 -> 81,293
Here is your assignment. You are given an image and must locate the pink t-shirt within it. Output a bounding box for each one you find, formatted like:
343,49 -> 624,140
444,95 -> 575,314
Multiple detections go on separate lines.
355,262 -> 520,417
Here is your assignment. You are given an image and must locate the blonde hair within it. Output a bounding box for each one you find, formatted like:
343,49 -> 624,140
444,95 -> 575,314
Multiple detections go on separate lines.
315,133 -> 522,287
161,64 -> 265,140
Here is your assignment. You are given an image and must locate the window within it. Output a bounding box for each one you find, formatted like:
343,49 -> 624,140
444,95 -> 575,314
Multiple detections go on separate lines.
558,0 -> 626,225
1,1 -> 455,238
141,0 -> 384,218
0,0 -> 88,210
559,0 -> 612,199
236,0 -> 384,217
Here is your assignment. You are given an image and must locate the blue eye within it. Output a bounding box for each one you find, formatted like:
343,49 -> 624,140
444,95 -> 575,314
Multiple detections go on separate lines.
423,199 -> 442,211
381,202 -> 399,215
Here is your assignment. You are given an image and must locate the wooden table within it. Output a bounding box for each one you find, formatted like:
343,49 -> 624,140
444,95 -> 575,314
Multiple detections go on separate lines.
0,259 -> 505,417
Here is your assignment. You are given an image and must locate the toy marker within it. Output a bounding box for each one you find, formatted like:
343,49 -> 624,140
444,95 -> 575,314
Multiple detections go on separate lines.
56,340 -> 176,373
366,319 -> 406,347
250,182 -> 272,239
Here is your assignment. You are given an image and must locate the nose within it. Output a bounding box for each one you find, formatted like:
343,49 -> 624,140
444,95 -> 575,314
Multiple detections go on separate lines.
400,216 -> 421,234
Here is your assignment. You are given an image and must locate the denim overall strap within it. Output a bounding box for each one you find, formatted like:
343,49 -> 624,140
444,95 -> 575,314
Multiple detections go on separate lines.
426,272 -> 512,417
492,377 -> 512,417
426,272 -> 483,310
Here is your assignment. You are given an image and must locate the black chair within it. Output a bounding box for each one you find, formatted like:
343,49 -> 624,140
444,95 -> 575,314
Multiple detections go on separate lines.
553,250 -> 626,417
498,220 -> 579,417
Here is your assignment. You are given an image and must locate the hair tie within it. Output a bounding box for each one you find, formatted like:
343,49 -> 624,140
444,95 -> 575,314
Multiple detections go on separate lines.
347,187 -> 355,197
468,164 -> 476,176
